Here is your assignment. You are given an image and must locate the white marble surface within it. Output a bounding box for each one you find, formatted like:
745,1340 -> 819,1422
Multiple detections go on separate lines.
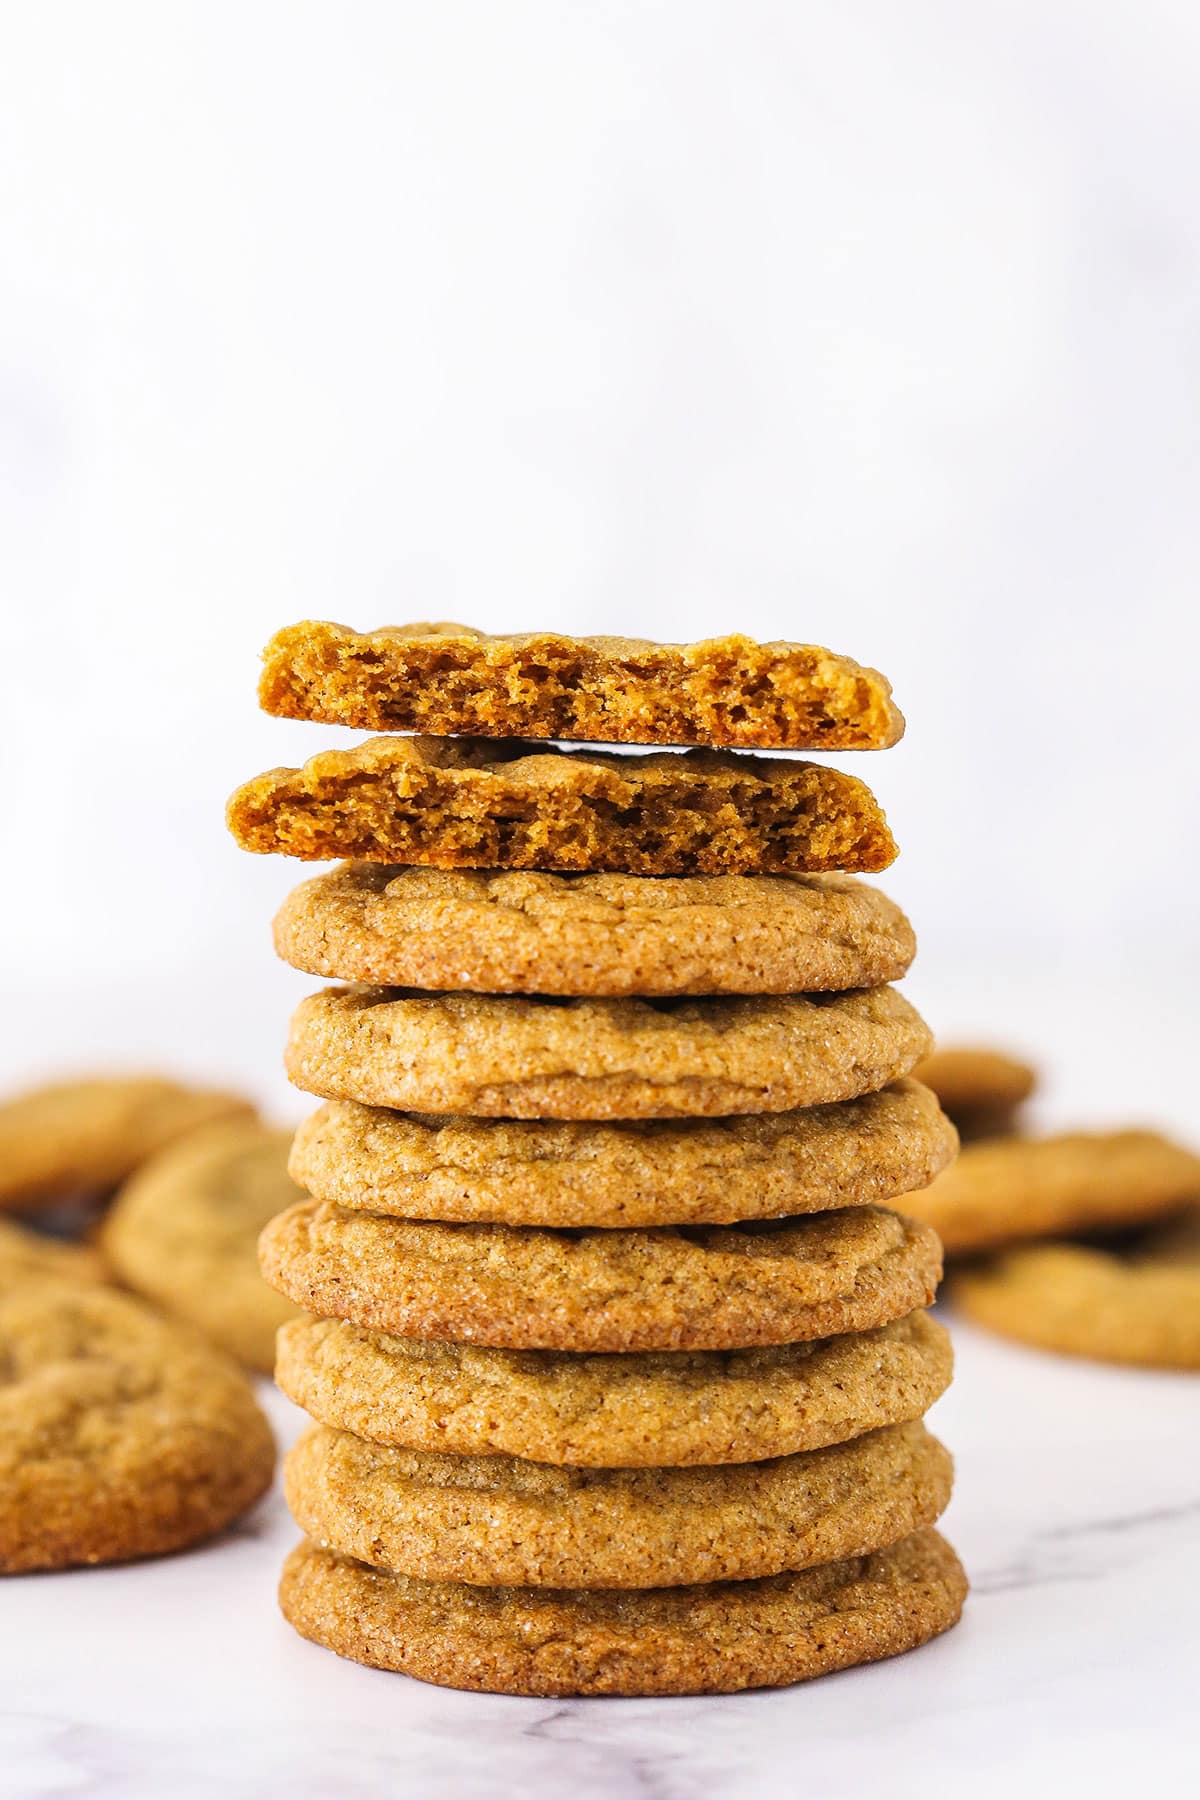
3,1317 -> 1197,1800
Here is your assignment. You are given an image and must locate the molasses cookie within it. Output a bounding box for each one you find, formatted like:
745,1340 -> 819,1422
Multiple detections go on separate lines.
259,1201 -> 943,1352
0,1076 -> 255,1213
952,1215 -> 1200,1368
101,1118 -> 302,1372
283,1418 -> 952,1588
907,1130 -> 1200,1254
257,620 -> 905,750
227,737 -> 897,876
273,863 -> 916,995
0,1218 -> 106,1289
284,984 -> 932,1120
912,1046 -> 1035,1142
278,1527 -> 966,1695
288,1080 -> 955,1227
275,1309 -> 952,1466
0,1283 -> 275,1571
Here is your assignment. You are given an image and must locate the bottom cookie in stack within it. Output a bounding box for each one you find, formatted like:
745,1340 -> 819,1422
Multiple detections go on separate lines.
279,1528 -> 966,1698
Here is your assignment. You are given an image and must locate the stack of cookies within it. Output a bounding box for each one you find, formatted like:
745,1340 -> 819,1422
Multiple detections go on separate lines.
229,621 -> 967,1697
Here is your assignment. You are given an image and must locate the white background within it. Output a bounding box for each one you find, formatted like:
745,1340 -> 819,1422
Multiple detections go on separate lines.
1,10 -> 1199,1795
2,0 -> 1198,1128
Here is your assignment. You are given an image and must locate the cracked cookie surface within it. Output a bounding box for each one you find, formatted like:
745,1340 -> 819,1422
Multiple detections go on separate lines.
259,1201 -> 943,1352
285,984 -> 932,1120
275,1309 -> 952,1466
289,1079 -> 955,1226
272,863 -> 916,995
284,1418 -> 952,1588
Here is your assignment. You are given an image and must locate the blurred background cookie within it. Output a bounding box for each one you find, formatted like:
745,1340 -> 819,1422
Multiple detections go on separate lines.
0,1076 -> 256,1217
0,1216 -> 107,1288
101,1117 -> 303,1373
0,1281 -> 275,1572
908,1129 -> 1200,1256
911,1045 -> 1036,1143
951,1215 -> 1200,1370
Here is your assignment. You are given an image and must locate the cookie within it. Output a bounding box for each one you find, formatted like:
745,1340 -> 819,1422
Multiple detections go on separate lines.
259,1201 -> 943,1351
284,1419 -> 951,1588
275,1309 -> 952,1466
0,1076 -> 256,1213
913,1046 -> 1036,1142
257,620 -> 905,751
100,1119 -> 302,1373
0,1282 -> 275,1571
289,1080 -> 957,1227
285,985 -> 932,1121
280,1525 -> 965,1696
272,863 -> 917,996
906,1130 -> 1200,1254
226,737 -> 897,876
0,1218 -> 106,1288
951,1217 -> 1200,1369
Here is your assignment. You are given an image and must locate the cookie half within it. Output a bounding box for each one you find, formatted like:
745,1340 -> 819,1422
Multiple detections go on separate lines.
258,620 -> 905,750
280,1527 -> 966,1695
285,985 -> 932,1120
0,1076 -> 256,1213
273,864 -> 917,996
101,1119 -> 302,1372
259,1201 -> 943,1352
0,1282 -> 275,1571
951,1217 -> 1200,1369
289,1080 -> 956,1227
227,737 -> 897,876
284,1419 -> 951,1588
275,1309 -> 952,1466
906,1130 -> 1200,1254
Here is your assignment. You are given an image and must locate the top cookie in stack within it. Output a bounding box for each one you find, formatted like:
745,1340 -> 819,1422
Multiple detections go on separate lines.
254,620 -> 906,748
230,621 -> 966,1698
